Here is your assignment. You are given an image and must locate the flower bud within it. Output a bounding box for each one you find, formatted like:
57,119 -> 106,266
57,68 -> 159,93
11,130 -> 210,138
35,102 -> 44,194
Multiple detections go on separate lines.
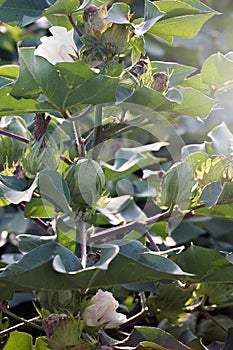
152,72 -> 168,93
83,6 -> 108,39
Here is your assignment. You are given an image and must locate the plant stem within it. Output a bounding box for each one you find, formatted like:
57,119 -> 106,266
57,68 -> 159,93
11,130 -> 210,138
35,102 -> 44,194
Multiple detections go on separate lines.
77,216 -> 87,269
0,306 -> 43,332
145,230 -> 160,252
92,105 -> 103,161
67,13 -> 83,36
0,317 -> 42,336
0,129 -> 29,143
18,204 -> 54,235
73,119 -> 86,158
200,309 -> 228,333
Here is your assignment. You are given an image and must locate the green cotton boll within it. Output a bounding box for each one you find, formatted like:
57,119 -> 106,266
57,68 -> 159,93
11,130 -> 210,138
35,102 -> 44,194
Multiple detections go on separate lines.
0,116 -> 28,171
65,159 -> 105,210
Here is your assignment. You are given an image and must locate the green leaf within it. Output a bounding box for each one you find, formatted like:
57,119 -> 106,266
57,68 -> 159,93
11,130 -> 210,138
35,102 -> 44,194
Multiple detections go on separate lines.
0,65 -> 19,79
98,196 -> 147,225
135,326 -> 190,350
24,198 -> 57,218
0,0 -> 49,25
11,48 -> 68,109
4,331 -> 32,350
105,3 -> 131,24
223,328 -> 233,350
133,0 -> 165,36
0,240 -> 192,291
157,161 -> 194,211
103,142 -> 167,181
44,0 -> 79,15
173,87 -> 216,118
201,52 -> 233,89
0,174 -> 38,204
66,75 -> 118,108
181,74 -> 212,94
0,85 -> 54,116
18,234 -> 56,254
126,86 -> 173,110
172,245 -> 232,283
56,61 -> 95,89
155,0 -> 201,17
151,61 -> 196,87
52,244 -> 83,272
148,13 -> 215,44
199,182 -> 223,208
196,204 -> 233,220
33,337 -> 50,350
38,169 -> 72,214
207,122 -> 233,156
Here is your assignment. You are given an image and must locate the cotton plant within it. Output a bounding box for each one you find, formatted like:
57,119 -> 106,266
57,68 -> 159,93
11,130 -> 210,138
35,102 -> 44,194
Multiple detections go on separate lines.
1,0 -> 233,349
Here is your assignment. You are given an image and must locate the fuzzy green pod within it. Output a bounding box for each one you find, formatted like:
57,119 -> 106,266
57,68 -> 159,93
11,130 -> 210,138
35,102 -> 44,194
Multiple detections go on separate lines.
65,159 -> 105,209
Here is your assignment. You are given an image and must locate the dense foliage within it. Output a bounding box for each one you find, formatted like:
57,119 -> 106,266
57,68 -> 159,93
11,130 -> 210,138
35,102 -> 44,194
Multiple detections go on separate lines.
0,0 -> 233,349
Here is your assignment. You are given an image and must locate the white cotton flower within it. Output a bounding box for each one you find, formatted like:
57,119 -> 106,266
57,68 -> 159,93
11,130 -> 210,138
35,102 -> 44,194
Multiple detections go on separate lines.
34,26 -> 78,65
82,289 -> 127,329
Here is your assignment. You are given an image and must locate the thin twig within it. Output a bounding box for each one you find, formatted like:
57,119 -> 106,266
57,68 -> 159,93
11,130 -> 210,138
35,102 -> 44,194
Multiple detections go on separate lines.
200,309 -> 228,333
18,203 -> 50,232
0,307 -> 43,332
145,230 -> 160,252
67,13 -> 83,36
0,129 -> 29,143
0,316 -> 42,336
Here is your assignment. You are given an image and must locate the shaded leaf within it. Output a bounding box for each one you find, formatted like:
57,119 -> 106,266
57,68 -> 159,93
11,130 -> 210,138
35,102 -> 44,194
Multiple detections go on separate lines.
105,3 -> 131,24
0,0 -> 49,25
135,326 -> 190,350
0,85 -> 54,116
207,122 -> 233,156
0,174 -> 38,204
133,0 -> 165,36
38,169 -> 72,214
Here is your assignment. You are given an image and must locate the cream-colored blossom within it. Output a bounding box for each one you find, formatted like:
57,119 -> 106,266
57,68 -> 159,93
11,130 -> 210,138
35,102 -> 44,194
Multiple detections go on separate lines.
82,289 -> 127,329
35,26 -> 78,65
